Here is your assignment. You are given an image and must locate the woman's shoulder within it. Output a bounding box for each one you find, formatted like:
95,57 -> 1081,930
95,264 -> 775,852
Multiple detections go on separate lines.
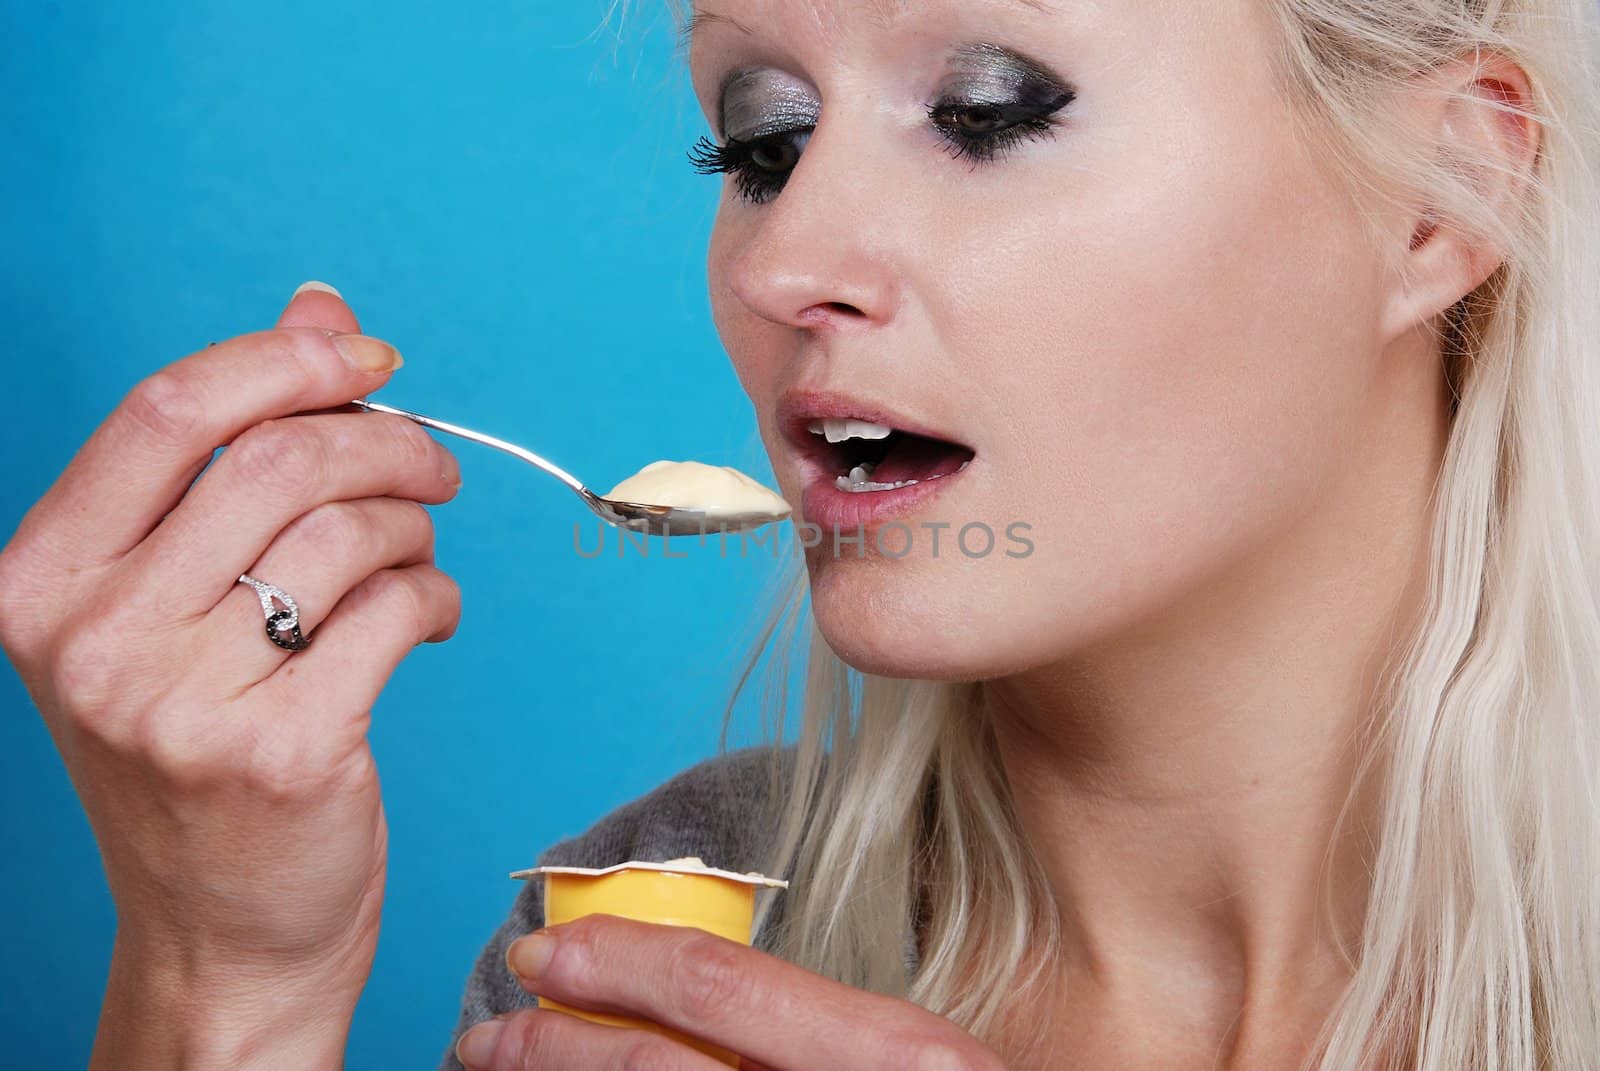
435,742 -> 805,1071
534,740 -> 802,874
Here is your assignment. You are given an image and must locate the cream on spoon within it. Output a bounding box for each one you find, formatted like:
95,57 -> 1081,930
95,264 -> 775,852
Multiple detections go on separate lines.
606,460 -> 791,526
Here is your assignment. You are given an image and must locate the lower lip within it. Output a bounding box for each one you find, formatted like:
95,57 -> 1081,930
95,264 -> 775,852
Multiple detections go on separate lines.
796,458 -> 971,534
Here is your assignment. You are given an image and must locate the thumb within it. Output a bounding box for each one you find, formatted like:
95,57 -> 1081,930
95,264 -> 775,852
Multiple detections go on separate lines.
276,279 -> 363,334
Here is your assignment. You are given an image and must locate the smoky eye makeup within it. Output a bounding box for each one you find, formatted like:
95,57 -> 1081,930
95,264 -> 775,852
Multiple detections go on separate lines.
926,42 -> 1078,165
718,66 -> 820,141
688,66 -> 820,205
686,42 -> 1076,204
937,42 -> 1076,113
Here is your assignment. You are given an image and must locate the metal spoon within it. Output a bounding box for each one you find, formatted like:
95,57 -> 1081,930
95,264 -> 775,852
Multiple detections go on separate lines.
348,398 -> 786,537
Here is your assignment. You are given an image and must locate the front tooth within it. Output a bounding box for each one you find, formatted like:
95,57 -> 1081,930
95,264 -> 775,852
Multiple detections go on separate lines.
845,420 -> 894,440
824,418 -> 852,443
848,464 -> 872,483
835,477 -> 921,493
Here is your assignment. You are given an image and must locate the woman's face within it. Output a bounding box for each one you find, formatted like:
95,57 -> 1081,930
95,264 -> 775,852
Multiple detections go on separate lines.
689,0 -> 1406,680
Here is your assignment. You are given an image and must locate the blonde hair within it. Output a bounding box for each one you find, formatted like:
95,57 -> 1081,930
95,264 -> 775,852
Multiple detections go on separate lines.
615,0 -> 1600,1065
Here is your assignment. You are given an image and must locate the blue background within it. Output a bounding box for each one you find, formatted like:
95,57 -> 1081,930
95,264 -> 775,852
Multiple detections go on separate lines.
0,3 -> 795,1065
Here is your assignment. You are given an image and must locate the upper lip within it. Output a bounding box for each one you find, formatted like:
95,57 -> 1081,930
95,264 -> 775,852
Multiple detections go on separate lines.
775,387 -> 974,458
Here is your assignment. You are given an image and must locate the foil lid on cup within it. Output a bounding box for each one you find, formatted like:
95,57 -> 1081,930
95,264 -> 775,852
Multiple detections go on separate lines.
510,854 -> 789,889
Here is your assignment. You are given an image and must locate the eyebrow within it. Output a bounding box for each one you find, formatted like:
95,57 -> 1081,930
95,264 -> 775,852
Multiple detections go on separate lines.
678,0 -> 1057,52
677,10 -> 748,53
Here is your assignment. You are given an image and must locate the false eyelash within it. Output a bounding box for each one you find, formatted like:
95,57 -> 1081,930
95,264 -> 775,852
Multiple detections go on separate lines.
686,134 -> 740,174
687,131 -> 810,206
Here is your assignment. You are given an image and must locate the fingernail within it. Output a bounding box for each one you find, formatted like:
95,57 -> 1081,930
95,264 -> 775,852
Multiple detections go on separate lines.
332,333 -> 404,373
292,279 -> 343,299
507,932 -> 556,979
455,1019 -> 505,1069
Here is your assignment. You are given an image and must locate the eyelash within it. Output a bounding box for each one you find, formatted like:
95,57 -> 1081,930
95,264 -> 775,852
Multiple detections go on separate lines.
686,129 -> 814,206
686,90 -> 1075,206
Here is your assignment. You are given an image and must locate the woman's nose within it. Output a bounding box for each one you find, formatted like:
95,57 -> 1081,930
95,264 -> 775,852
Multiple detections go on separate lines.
722,126 -> 902,331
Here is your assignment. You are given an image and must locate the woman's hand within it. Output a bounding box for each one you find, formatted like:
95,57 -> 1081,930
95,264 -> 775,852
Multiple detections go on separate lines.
0,284 -> 464,1067
454,913 -> 1010,1071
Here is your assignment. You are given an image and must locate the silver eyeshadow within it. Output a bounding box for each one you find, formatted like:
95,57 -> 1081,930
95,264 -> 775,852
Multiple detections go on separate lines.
942,43 -> 1071,106
720,68 -> 821,141
716,45 -> 1072,141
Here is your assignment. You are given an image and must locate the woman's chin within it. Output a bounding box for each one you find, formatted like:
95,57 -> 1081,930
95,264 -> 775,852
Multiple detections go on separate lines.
817,631 -> 980,681
807,565 -> 1033,681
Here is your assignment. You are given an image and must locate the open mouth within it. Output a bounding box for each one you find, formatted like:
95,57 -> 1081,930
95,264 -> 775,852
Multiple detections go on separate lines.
806,418 -> 976,493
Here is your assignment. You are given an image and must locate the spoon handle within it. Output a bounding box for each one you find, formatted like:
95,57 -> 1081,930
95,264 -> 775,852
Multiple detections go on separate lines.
349,398 -> 588,494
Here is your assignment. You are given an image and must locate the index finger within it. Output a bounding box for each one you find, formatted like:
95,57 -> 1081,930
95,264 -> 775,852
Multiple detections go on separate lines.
511,915 -> 1000,1071
11,325 -> 404,572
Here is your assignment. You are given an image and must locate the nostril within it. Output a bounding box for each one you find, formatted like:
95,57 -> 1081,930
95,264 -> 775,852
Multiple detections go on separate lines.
800,301 -> 867,323
1410,215 -> 1438,252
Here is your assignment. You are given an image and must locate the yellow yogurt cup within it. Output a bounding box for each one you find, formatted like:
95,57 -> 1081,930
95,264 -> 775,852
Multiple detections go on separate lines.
509,856 -> 790,1069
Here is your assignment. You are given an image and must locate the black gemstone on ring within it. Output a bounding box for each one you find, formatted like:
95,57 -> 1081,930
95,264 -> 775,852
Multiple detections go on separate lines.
265,609 -> 310,651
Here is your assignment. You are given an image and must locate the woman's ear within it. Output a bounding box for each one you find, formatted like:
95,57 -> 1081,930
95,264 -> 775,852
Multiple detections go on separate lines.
1379,50 -> 1541,343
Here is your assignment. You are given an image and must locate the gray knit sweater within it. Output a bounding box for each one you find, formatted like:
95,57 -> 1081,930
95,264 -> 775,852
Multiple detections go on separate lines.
435,743 -> 915,1070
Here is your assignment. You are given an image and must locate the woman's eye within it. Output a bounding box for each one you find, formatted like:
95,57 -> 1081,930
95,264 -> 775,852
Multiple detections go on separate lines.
953,104 -> 1007,135
750,140 -> 795,170
684,86 -> 1073,205
928,92 -> 1074,166
687,129 -> 813,206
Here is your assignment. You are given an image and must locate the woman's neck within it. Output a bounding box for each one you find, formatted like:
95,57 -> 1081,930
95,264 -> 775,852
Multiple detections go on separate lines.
979,394 -> 1445,1064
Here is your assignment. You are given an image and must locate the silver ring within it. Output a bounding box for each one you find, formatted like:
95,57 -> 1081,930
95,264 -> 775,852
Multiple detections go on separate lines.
237,574 -> 311,651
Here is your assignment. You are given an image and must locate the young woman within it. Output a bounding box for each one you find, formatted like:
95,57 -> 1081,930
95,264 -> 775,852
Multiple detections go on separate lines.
2,0 -> 1596,1068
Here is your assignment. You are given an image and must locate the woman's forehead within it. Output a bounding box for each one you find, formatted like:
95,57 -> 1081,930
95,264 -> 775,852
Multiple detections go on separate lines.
684,0 -> 1073,47
684,0 -> 1269,107
681,0 -> 1261,63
